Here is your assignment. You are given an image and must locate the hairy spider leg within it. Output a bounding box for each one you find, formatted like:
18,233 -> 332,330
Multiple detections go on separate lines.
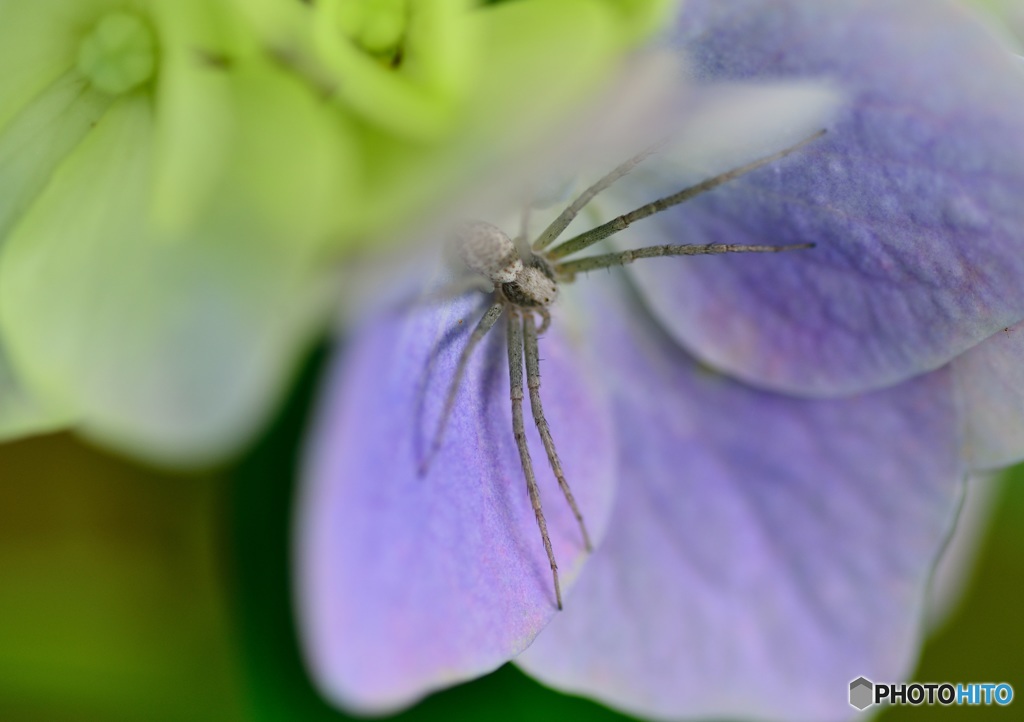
418,126 -> 828,608
535,307 -> 552,336
515,199 -> 532,250
523,312 -> 592,552
507,310 -> 563,610
409,276 -> 494,309
420,301 -> 504,476
555,241 -> 815,280
546,129 -> 828,260
532,140 -> 667,252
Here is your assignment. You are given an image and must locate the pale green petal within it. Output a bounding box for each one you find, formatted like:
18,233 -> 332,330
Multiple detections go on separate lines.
148,0 -> 356,243
220,0 -> 645,246
336,0 -> 408,55
334,0 -> 624,239
222,61 -> 358,248
147,0 -> 236,231
0,342 -> 73,439
226,0 -> 310,45
0,97 -> 332,464
466,0 -> 620,144
0,0 -> 677,466
0,72 -> 112,240
0,0 -> 117,131
311,0 -> 473,139
403,0 -> 474,97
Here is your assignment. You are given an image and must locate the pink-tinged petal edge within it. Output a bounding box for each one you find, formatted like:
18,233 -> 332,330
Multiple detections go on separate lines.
621,0 -> 1024,396
295,290 -> 616,713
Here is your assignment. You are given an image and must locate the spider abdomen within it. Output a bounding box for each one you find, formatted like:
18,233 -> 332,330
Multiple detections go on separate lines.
453,220 -> 523,284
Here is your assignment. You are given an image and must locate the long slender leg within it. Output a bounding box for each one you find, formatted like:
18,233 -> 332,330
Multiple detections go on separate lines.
508,310 -> 563,610
532,141 -> 667,252
395,277 -> 494,318
523,313 -> 592,552
420,301 -> 504,475
513,199 -> 533,258
555,241 -> 815,279
535,307 -> 552,336
546,129 -> 827,260
416,276 -> 495,306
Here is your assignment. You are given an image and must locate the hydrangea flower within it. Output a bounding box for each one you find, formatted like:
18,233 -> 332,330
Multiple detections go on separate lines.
295,1 -> 1024,720
0,0 -> 664,462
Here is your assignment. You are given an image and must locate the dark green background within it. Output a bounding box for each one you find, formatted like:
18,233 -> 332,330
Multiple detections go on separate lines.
1,352 -> 1021,721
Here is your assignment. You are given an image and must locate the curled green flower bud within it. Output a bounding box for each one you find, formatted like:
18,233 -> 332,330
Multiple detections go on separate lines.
77,12 -> 158,95
335,0 -> 409,58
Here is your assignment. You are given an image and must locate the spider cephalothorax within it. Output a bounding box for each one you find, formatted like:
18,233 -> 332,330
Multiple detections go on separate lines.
455,221 -> 559,336
499,254 -> 559,311
425,130 -> 825,609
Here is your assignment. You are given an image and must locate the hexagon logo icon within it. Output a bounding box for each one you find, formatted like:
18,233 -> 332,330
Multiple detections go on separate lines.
849,677 -> 874,711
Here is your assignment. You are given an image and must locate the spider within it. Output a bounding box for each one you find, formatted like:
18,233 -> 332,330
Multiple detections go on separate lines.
422,129 -> 826,609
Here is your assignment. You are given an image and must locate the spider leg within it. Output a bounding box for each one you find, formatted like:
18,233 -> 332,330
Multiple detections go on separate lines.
513,198 -> 533,258
546,129 -> 827,260
536,307 -> 552,336
508,310 -> 563,610
420,301 -> 504,476
555,241 -> 815,281
532,140 -> 666,252
523,312 -> 592,552
411,276 -> 494,308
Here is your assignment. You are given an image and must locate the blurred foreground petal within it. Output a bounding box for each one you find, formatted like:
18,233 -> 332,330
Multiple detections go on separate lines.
0,71 -> 110,239
0,0 -> 112,127
0,344 -> 71,438
926,472 -> 999,628
955,322 -> 1024,470
0,97 -> 330,463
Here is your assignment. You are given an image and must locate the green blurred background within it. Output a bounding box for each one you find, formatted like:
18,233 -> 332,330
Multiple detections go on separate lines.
1,349 -> 1021,722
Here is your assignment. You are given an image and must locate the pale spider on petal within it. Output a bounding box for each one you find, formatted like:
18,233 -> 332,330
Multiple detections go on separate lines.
422,128 -> 826,608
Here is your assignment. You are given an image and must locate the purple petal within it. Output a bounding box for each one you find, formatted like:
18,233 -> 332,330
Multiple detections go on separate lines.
295,290 -> 616,713
517,273 -> 965,722
954,321 -> 1024,469
621,0 -> 1024,395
